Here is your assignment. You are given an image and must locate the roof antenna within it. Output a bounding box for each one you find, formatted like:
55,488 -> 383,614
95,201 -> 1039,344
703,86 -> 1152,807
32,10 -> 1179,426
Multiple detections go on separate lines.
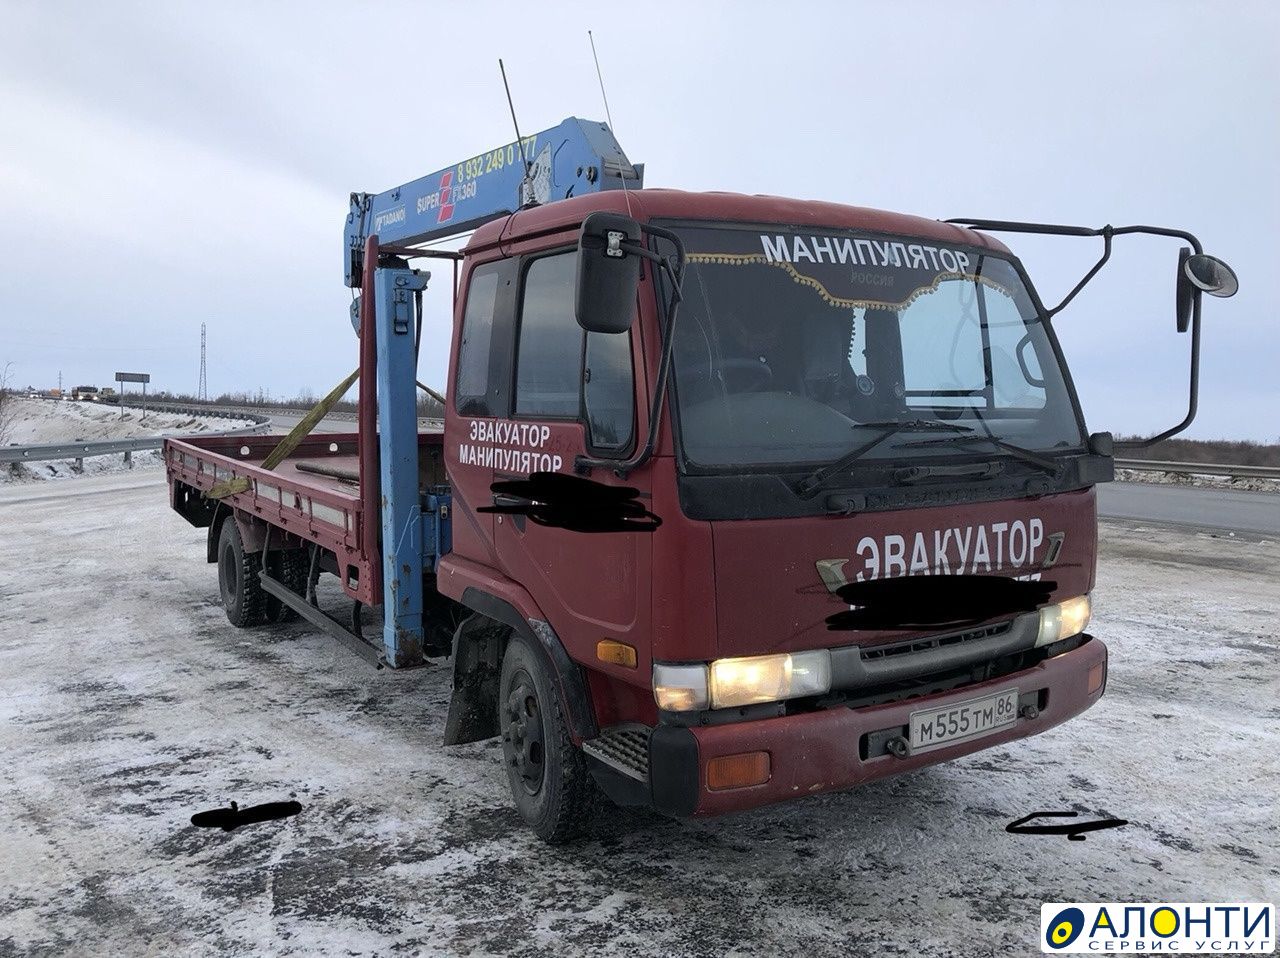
498,59 -> 536,206
588,30 -> 633,217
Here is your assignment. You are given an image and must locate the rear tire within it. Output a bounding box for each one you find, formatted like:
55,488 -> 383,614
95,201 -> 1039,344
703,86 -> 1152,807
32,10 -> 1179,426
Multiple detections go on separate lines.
270,549 -> 310,623
498,636 -> 598,843
217,520 -> 269,627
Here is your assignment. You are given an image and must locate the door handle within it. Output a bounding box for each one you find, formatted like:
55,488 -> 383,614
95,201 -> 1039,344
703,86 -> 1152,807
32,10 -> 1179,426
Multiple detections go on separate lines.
491,492 -> 529,532
491,493 -> 531,508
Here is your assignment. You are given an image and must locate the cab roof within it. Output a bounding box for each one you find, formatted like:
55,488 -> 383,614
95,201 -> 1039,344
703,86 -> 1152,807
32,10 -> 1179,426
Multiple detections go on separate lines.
464,188 -> 1011,256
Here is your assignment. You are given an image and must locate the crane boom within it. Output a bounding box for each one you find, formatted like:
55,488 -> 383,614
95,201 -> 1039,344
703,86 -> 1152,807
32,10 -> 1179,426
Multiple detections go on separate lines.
343,117 -> 642,286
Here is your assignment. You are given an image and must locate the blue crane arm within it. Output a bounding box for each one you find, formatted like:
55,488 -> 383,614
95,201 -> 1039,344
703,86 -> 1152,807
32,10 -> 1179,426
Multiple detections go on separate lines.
343,117 -> 642,286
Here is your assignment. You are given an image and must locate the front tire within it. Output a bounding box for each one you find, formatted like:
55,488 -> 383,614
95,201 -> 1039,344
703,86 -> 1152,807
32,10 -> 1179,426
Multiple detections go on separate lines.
498,636 -> 597,843
217,519 -> 269,627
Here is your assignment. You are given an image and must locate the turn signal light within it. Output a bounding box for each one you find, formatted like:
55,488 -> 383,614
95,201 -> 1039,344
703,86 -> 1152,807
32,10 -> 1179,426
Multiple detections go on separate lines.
596,639 -> 637,669
1087,660 -> 1106,695
706,751 -> 771,791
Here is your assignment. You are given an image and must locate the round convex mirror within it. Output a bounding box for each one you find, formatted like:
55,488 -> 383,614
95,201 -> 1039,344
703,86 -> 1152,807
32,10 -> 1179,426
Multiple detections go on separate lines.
1183,254 -> 1239,298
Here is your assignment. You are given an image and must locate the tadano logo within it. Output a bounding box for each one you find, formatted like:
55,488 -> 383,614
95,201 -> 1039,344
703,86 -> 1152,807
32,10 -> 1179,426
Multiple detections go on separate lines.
1041,902 -> 1274,953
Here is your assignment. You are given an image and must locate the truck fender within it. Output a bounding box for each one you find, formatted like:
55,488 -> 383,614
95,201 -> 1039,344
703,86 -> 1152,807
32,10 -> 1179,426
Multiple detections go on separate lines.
226,509 -> 303,557
453,587 -> 598,746
232,510 -> 269,553
206,503 -> 229,564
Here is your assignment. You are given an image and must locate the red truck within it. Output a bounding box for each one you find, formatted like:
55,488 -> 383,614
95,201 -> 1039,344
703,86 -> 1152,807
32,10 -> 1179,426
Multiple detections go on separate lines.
165,119 -> 1236,841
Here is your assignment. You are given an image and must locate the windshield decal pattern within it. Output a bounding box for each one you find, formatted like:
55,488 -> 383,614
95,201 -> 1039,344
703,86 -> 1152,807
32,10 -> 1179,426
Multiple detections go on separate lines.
685,250 -> 1015,313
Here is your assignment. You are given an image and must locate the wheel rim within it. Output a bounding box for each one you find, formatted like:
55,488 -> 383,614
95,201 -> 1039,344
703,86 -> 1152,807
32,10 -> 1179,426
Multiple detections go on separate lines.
219,543 -> 239,602
501,670 -> 545,796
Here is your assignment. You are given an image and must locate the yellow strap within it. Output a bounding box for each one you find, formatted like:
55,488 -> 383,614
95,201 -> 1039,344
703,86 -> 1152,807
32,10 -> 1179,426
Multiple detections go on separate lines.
416,380 -> 446,407
209,368 -> 360,499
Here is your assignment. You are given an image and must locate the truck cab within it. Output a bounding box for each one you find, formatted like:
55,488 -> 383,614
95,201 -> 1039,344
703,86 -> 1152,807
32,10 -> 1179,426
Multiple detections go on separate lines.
436,188 -> 1115,832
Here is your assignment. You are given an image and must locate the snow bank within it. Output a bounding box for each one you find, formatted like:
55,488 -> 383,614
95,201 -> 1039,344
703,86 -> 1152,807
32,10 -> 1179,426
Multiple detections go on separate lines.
2,397 -> 256,484
1116,467 -> 1280,495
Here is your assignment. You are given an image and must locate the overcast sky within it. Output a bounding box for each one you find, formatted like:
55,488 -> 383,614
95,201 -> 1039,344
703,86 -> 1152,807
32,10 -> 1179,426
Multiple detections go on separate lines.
2,0 -> 1276,440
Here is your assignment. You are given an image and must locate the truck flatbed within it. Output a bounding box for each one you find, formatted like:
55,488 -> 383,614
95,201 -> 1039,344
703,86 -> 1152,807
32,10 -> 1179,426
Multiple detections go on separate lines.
166,430 -> 448,609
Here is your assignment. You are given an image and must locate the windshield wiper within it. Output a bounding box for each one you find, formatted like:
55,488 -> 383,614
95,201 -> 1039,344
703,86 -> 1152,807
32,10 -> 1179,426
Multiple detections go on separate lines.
896,433 -> 1060,473
795,419 -> 975,497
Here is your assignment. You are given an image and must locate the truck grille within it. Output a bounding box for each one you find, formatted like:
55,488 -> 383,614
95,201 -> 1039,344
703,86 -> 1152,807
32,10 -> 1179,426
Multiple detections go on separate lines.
859,622 -> 1013,661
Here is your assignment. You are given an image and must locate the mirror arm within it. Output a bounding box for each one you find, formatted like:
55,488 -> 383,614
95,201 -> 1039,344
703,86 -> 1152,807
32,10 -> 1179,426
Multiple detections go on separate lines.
945,220 -> 1211,319
945,218 -> 1204,257
946,218 -> 1209,450
1044,228 -> 1112,318
576,224 -> 687,478
1114,291 -> 1202,450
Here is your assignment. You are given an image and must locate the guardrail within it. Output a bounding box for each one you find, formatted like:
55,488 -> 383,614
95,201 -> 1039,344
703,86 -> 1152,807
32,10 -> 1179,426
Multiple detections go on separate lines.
93,396 -> 451,427
81,395 -> 360,422
1115,459 -> 1280,479
129,399 -> 442,431
1,405 -> 271,466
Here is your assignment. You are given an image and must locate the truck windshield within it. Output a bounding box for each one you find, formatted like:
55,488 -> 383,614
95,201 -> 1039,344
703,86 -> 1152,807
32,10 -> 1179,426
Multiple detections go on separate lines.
669,224 -> 1084,470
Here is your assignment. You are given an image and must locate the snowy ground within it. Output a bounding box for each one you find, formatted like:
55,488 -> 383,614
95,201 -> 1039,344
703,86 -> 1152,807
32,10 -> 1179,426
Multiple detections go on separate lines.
2,398 -> 256,483
0,474 -> 1276,957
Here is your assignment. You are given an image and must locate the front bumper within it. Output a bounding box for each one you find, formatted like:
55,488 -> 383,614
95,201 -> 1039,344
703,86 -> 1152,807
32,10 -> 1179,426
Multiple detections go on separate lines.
645,635 -> 1106,817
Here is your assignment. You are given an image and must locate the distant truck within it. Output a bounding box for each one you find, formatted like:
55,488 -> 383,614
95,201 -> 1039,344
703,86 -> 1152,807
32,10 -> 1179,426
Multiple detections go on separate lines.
70,385 -> 100,401
164,119 -> 1237,841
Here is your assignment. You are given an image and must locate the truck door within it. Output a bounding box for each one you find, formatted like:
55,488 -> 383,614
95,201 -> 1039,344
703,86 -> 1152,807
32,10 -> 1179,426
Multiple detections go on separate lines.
490,248 -> 652,672
445,258 -> 514,566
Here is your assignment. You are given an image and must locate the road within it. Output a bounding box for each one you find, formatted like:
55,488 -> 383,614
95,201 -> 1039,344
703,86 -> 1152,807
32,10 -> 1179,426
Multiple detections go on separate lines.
264,411 -> 355,435
266,412 -> 442,435
1,474 -> 1278,957
1098,481 -> 1280,538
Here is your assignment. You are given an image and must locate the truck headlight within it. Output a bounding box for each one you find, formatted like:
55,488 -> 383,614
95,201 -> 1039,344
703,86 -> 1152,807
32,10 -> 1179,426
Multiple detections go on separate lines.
652,663 -> 709,712
653,651 -> 833,712
708,650 -> 831,709
1036,594 -> 1091,647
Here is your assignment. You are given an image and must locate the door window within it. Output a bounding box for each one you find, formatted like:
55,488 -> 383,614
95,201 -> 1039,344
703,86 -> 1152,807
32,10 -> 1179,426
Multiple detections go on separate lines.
515,251 -> 635,451
455,263 -> 501,415
516,254 -> 583,418
584,327 -> 634,450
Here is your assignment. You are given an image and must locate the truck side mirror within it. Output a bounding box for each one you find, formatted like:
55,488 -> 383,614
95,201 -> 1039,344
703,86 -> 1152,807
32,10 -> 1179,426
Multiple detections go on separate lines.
1175,248 -> 1238,332
576,211 -> 641,334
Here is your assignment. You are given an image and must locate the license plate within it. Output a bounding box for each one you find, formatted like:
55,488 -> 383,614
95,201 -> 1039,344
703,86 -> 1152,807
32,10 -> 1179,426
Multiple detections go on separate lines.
908,688 -> 1019,754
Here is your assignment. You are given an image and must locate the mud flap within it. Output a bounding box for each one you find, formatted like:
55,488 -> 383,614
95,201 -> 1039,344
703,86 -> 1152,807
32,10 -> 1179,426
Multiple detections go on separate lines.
442,613 -> 506,746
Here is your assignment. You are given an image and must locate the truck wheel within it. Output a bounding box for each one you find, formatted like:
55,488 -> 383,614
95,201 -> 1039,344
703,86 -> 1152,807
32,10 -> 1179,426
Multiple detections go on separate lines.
498,636 -> 597,843
270,549 -> 309,623
217,520 -> 269,627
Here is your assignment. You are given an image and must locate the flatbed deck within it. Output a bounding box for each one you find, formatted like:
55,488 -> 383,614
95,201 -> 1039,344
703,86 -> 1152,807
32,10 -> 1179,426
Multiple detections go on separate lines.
165,430 -> 447,607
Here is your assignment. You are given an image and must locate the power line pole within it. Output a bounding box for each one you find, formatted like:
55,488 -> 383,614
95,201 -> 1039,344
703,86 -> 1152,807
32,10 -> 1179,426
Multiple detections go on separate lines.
198,323 -> 208,401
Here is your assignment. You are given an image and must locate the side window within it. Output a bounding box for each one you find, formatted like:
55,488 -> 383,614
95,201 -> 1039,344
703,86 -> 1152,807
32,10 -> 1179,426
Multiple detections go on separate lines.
455,263 -> 501,415
515,253 -> 583,417
515,250 -> 635,452
584,328 -> 634,450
